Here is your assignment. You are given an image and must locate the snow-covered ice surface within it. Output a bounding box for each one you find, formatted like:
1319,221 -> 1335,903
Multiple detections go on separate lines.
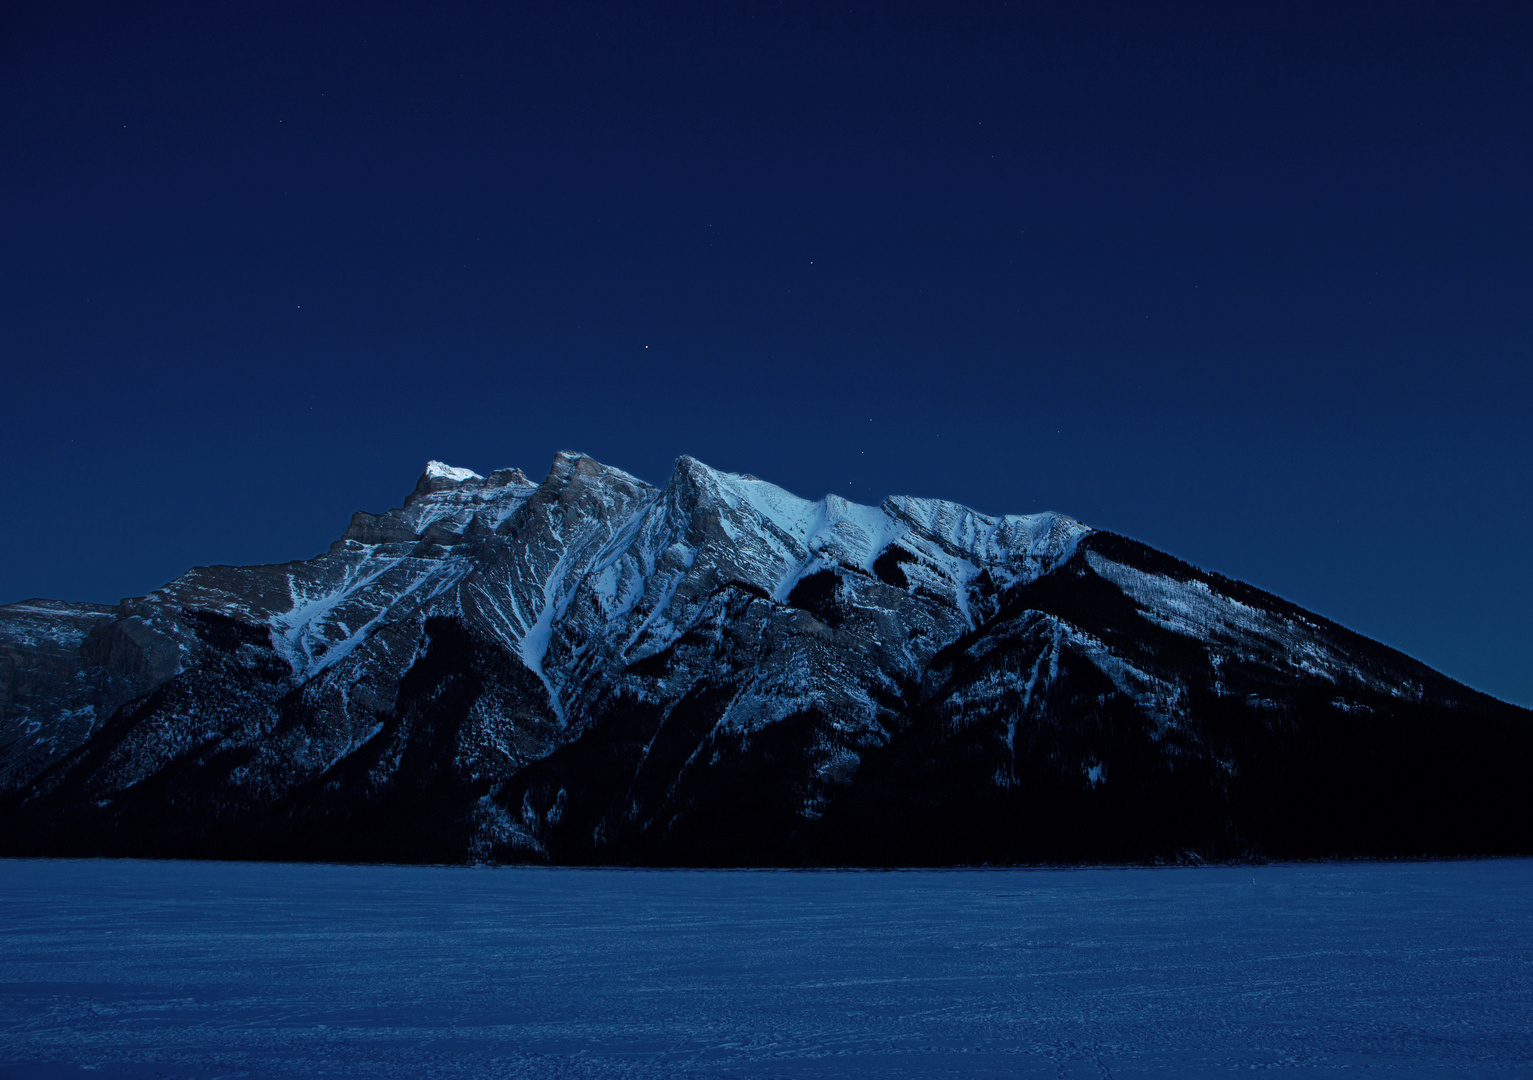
2,860 -> 1532,1079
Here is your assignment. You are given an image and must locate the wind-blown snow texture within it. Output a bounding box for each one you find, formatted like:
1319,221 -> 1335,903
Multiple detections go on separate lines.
1,452 -> 1529,864
3,859 -> 1532,1078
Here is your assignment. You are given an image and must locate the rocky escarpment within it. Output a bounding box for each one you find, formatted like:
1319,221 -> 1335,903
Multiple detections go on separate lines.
2,453 -> 1529,864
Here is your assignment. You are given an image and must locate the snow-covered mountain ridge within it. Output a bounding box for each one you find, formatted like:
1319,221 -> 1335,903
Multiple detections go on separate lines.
2,452 -> 1529,864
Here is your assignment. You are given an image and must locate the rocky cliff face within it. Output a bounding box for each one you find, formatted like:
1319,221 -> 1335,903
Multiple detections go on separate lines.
2,453 -> 1529,864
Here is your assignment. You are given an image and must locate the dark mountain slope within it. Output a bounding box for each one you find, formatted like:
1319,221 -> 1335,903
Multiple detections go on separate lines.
812,532 -> 1531,865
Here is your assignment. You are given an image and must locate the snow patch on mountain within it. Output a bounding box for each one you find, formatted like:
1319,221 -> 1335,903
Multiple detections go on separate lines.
425,461 -> 482,482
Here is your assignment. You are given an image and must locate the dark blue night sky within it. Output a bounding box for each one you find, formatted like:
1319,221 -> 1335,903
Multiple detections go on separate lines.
2,1 -> 1529,705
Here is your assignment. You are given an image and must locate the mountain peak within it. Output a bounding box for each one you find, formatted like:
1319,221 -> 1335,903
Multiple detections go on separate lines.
407,460 -> 488,504
424,460 -> 482,483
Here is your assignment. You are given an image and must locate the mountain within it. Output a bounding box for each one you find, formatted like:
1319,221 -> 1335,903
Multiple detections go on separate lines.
2,452 -> 1529,865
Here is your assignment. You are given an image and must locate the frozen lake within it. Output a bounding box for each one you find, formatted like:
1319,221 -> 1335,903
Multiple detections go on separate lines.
2,860 -> 1531,1078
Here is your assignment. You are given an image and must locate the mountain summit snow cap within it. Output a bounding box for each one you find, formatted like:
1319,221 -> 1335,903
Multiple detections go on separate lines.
409,460 -> 485,502
425,461 -> 482,483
